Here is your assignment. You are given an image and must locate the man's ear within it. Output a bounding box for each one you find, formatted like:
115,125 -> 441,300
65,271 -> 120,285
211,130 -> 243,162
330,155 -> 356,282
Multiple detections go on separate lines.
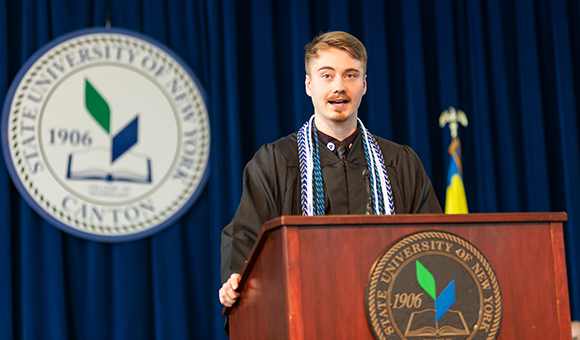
305,74 -> 312,97
363,74 -> 367,95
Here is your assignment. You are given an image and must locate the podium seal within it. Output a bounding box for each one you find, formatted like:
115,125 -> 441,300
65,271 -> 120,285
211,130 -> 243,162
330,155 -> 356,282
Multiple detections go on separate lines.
1,28 -> 210,242
365,231 -> 502,340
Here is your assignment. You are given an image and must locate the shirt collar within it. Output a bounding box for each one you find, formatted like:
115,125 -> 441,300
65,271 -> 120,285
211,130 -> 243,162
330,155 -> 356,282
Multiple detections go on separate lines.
317,127 -> 360,154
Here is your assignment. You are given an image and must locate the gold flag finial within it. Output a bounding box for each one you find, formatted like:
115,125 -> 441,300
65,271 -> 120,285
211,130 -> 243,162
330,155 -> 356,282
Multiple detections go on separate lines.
439,107 -> 468,138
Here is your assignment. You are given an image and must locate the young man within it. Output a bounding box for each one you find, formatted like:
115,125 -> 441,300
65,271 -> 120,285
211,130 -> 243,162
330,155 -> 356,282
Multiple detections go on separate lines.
219,31 -> 441,307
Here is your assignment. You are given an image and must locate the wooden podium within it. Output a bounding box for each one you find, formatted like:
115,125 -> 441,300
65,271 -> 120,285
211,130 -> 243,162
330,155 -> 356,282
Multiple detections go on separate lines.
225,213 -> 571,340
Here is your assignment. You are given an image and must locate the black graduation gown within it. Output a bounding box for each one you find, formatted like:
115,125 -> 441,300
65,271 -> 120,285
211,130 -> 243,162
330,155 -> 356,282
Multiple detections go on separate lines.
220,131 -> 442,282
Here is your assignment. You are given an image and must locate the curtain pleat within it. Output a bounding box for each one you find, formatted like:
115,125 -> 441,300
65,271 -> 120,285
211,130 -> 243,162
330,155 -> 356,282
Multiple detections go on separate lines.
251,0 -> 279,148
206,1 -> 243,335
401,0 -> 432,175
289,0 -> 311,130
466,0 -> 498,212
110,0 -> 142,32
1,1 -> 580,338
361,0 -> 391,138
485,0 -> 521,212
434,0 -> 458,113
37,224 -> 67,340
548,0 -> 580,317
110,240 -> 152,340
152,226 -> 189,339
182,196 -> 215,339
64,239 -> 112,340
328,0 -> 349,31
515,0 -> 551,212
433,0 -> 458,192
0,0 -> 13,337
143,0 -> 167,41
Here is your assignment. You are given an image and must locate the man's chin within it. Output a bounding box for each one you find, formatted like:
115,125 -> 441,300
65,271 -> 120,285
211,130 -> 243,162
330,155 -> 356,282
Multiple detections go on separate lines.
330,113 -> 349,123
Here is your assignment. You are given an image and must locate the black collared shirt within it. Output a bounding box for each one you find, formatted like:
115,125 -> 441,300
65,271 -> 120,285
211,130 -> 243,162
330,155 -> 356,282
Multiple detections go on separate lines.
316,127 -> 360,160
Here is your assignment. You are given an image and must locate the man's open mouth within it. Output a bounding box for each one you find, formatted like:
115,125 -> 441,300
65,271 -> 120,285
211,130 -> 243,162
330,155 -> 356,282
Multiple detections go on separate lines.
328,99 -> 350,105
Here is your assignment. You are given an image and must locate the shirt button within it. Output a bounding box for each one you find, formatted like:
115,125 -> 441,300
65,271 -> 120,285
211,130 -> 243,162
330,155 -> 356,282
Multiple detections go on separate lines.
327,142 -> 336,151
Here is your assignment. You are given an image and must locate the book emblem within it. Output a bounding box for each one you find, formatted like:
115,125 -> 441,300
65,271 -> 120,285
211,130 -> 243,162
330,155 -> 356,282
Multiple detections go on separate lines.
66,79 -> 151,184
2,28 -> 210,242
365,231 -> 502,340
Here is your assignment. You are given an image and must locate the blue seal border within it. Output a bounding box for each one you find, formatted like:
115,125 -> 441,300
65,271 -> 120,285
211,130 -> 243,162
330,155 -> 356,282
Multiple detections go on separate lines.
1,27 -> 211,243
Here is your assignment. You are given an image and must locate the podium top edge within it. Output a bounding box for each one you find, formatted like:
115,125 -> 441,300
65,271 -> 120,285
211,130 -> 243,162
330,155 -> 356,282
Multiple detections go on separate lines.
263,212 -> 568,232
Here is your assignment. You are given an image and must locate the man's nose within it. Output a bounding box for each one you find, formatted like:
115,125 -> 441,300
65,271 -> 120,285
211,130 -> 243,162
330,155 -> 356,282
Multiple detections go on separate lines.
333,77 -> 347,93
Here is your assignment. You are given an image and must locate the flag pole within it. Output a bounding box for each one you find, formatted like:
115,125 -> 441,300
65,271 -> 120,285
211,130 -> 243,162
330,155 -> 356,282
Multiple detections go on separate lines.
439,107 -> 469,214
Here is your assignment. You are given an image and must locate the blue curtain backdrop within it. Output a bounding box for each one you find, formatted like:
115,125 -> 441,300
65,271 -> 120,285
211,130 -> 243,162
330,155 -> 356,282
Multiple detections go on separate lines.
1,0 -> 579,338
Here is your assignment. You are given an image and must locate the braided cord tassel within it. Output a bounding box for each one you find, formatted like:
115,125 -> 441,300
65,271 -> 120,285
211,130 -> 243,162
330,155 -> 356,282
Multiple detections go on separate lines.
298,117 -> 314,215
367,131 -> 386,215
371,136 -> 395,214
360,127 -> 381,214
298,115 -> 325,216
359,119 -> 380,213
311,122 -> 325,215
297,127 -> 309,215
358,119 -> 394,215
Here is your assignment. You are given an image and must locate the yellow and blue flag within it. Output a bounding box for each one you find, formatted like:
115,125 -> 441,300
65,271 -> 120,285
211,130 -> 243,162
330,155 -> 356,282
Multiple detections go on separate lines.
445,138 -> 468,214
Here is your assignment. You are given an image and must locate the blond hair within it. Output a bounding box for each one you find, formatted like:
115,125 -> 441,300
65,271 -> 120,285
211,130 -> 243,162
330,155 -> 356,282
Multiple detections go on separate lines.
304,31 -> 367,75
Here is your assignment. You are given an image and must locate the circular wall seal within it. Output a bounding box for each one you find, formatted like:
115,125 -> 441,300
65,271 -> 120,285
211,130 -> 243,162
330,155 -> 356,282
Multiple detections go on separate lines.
1,28 -> 210,242
365,231 -> 502,340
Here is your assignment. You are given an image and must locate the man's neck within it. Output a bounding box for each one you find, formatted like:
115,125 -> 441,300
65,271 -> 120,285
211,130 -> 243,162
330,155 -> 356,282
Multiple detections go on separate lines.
314,116 -> 358,141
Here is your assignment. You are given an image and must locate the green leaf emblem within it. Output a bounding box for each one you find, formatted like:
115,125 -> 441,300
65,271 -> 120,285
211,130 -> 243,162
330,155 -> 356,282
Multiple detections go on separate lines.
416,260 -> 436,300
85,79 -> 110,134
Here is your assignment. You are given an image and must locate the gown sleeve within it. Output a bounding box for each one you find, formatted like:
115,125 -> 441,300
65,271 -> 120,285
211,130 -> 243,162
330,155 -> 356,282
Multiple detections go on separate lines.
393,145 -> 442,214
220,142 -> 291,283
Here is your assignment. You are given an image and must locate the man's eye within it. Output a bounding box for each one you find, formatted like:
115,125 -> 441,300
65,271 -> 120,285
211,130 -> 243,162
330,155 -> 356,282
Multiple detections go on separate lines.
346,73 -> 357,79
322,74 -> 331,79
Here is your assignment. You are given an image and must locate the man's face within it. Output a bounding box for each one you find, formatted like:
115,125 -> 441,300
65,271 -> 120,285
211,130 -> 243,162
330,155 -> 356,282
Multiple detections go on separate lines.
305,47 -> 367,129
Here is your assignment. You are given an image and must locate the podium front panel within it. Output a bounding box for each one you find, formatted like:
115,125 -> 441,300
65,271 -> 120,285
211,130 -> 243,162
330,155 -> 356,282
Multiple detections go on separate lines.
227,214 -> 570,340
